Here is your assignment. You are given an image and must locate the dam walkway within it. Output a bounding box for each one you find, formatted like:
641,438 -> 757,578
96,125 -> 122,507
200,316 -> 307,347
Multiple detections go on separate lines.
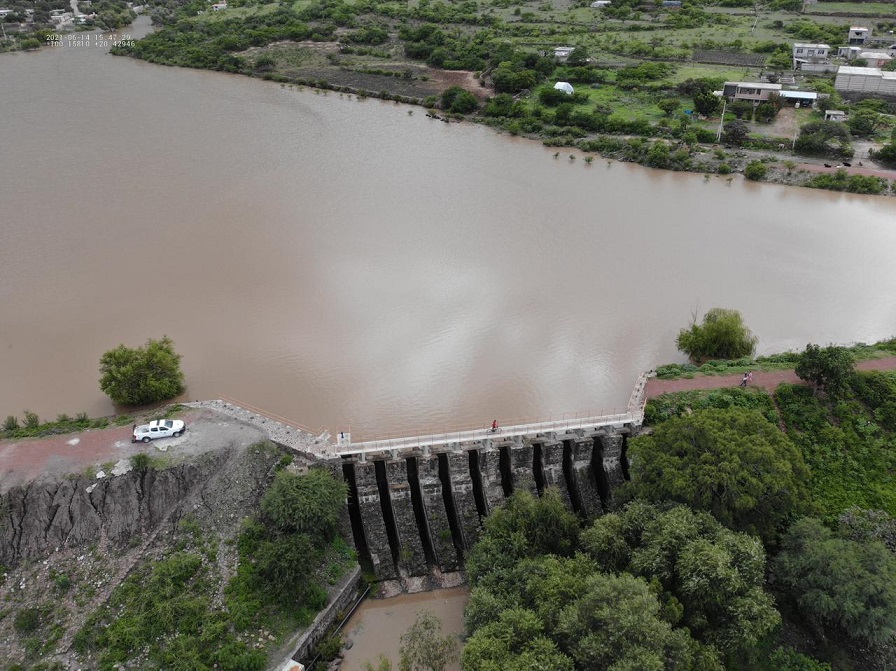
192,371 -> 652,460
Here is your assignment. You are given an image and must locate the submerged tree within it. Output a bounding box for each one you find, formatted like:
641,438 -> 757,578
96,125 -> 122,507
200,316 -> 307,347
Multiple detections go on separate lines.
98,335 -> 185,405
676,307 -> 757,362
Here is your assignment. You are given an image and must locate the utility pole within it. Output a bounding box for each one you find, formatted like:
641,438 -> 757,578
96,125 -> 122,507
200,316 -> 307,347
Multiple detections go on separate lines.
716,97 -> 727,142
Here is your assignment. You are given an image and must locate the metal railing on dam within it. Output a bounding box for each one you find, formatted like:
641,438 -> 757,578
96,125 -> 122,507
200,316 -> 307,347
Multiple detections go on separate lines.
335,370 -> 652,459
189,371 -> 652,461
335,409 -> 643,459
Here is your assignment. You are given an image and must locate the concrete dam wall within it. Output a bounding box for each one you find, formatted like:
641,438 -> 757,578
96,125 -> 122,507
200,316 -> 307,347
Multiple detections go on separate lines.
340,431 -> 633,581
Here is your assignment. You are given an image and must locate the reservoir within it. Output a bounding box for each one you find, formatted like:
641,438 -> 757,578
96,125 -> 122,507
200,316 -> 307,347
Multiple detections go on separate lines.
2,20 -> 895,438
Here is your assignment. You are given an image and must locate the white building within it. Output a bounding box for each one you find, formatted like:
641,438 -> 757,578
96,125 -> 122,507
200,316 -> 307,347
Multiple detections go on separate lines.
848,26 -> 871,45
722,81 -> 781,102
835,65 -> 896,95
792,43 -> 831,70
553,46 -> 574,61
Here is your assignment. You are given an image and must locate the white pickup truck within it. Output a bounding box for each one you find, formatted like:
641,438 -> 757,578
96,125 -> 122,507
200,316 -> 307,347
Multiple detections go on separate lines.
132,419 -> 186,443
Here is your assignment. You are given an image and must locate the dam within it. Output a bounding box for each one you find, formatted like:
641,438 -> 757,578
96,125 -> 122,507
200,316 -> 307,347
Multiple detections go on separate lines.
196,373 -> 649,580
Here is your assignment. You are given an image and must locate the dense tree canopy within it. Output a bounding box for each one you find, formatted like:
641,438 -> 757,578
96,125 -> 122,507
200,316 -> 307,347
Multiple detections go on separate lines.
626,407 -> 810,543
98,335 -> 185,405
774,517 -> 896,644
581,502 -> 780,653
676,307 -> 757,362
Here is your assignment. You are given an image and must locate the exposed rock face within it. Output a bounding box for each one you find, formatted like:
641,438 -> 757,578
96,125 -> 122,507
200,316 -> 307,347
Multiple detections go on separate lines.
0,455 -> 223,567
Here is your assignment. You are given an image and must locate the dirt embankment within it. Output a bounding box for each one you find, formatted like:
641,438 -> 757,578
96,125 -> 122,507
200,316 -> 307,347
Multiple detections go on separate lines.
0,412 -> 296,669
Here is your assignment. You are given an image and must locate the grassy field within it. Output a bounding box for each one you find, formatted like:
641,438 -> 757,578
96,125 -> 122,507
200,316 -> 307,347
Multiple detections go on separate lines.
806,1 -> 896,14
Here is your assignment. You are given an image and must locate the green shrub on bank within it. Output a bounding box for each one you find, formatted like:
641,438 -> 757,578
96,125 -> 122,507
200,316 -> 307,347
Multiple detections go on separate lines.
0,411 -> 118,439
645,387 -> 777,425
804,169 -> 889,195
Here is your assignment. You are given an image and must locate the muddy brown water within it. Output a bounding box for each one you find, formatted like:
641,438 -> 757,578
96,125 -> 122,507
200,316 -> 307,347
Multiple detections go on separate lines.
2,20 -> 896,439
339,587 -> 469,671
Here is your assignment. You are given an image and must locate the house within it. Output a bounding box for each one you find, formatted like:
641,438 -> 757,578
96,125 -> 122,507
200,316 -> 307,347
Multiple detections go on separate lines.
722,81 -> 782,103
0,8 -> 12,17
824,110 -> 847,122
211,2 -> 227,9
835,65 -> 896,95
848,26 -> 871,45
553,46 -> 574,61
661,0 -> 682,7
590,1 -> 611,7
792,43 -> 831,70
857,51 -> 893,68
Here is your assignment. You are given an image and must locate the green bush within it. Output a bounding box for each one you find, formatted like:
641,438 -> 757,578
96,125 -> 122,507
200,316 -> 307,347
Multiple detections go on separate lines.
645,387 -> 777,425
14,607 -> 43,633
744,160 -> 768,181
261,468 -> 348,538
23,410 -> 39,429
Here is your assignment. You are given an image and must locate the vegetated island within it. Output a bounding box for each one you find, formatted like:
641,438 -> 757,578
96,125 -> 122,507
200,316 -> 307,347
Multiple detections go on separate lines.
15,0 -> 894,194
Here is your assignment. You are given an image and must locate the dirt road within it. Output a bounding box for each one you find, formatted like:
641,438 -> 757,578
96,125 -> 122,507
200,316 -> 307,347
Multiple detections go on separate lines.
646,356 -> 896,398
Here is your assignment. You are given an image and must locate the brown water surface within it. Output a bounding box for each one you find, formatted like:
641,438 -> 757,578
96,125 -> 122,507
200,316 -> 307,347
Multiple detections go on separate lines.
339,587 -> 468,671
2,23 -> 896,437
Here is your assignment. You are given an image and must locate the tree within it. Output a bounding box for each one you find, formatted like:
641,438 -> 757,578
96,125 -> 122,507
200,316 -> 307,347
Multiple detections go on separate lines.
261,468 -> 348,539
794,343 -> 855,397
99,336 -> 185,405
723,119 -> 749,146
565,45 -> 589,66
465,489 -> 580,586
773,517 -> 896,644
462,608 -> 574,671
766,49 -> 793,71
399,611 -> 459,671
625,408 -> 810,543
556,572 -> 722,671
692,88 -> 720,116
440,86 -> 478,114
658,97 -> 681,116
846,109 -> 883,138
794,120 -> 853,159
581,502 -> 781,653
871,141 -> 896,167
754,102 -> 778,123
676,307 -> 757,361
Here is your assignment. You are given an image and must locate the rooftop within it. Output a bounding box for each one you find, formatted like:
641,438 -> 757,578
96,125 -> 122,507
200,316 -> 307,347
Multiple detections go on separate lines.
794,43 -> 831,49
837,65 -> 896,79
724,81 -> 782,90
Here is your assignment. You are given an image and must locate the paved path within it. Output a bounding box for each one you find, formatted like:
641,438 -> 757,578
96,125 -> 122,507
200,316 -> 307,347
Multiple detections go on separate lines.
646,356 -> 896,398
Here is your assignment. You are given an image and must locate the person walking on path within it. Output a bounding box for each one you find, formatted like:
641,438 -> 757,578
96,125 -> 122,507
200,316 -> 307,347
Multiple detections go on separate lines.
740,372 -> 749,387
